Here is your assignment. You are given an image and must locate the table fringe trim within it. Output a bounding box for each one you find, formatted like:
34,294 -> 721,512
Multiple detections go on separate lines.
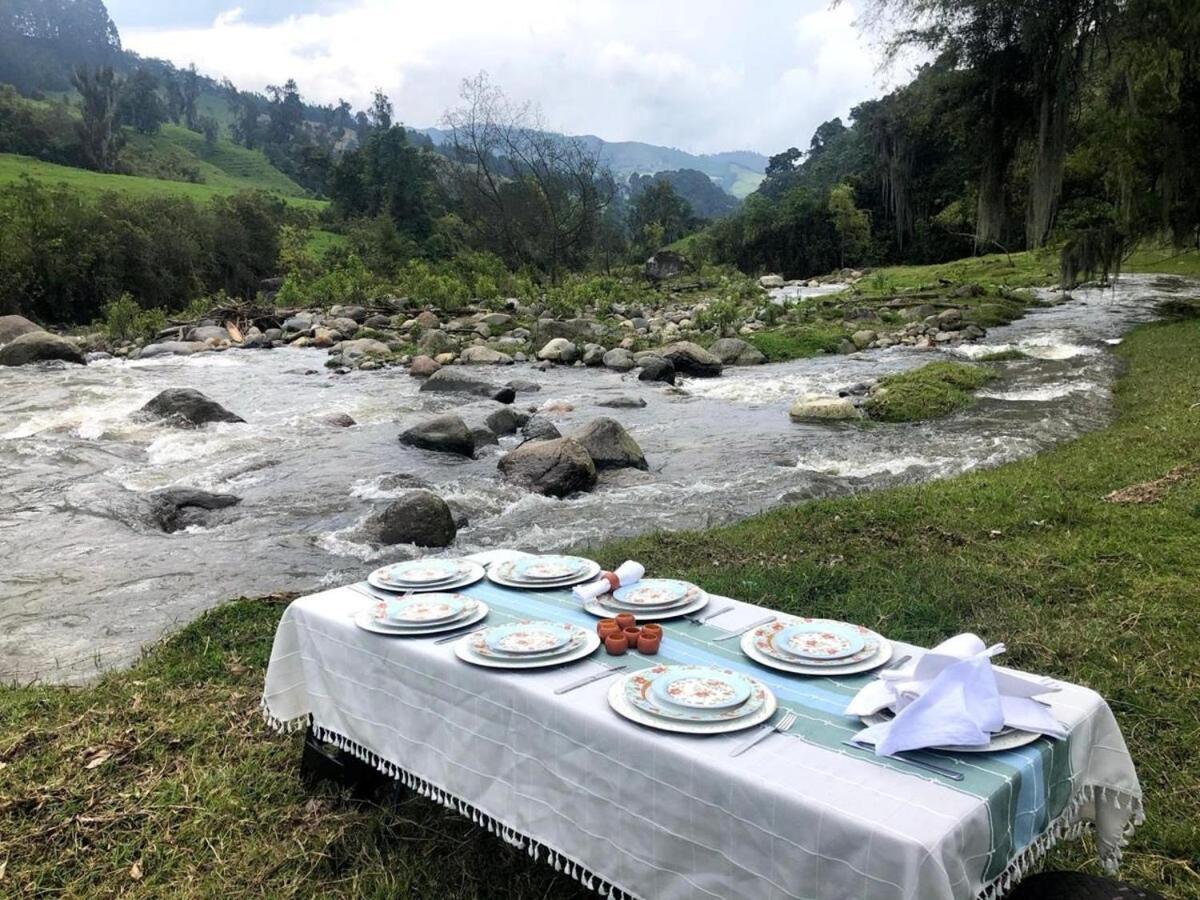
265,708 -> 639,900
977,783 -> 1144,900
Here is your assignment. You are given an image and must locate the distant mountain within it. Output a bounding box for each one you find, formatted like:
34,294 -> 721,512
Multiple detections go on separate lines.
629,169 -> 740,219
420,127 -> 766,199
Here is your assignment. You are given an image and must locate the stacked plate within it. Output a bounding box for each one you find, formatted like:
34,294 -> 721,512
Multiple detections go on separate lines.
584,578 -> 709,622
487,555 -> 601,590
741,616 -> 893,675
454,620 -> 600,669
354,592 -> 490,637
608,664 -> 777,734
367,558 -> 485,593
858,710 -> 1040,753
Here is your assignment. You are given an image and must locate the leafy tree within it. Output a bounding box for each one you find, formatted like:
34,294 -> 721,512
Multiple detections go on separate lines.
181,63 -> 201,131
266,79 -> 303,145
328,125 -> 435,237
0,0 -> 121,92
230,92 -> 260,149
369,89 -> 393,130
766,147 -> 801,178
119,68 -> 167,135
628,179 -> 694,256
828,182 -> 871,267
70,64 -> 122,171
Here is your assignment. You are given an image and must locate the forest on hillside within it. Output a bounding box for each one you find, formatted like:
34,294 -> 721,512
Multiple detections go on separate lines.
0,0 -> 1198,326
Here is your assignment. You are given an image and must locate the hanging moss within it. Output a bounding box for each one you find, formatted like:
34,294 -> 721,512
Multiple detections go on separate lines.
1060,225 -> 1126,289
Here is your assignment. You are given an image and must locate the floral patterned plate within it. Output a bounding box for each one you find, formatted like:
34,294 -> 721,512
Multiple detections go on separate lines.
487,558 -> 602,589
354,601 -> 489,637
752,618 -> 880,667
650,665 -> 752,709
513,555 -> 593,581
368,559 -> 485,594
375,594 -> 469,626
625,665 -> 766,723
456,627 -> 600,669
476,621 -> 587,658
584,590 -> 708,622
773,621 -> 867,661
610,579 -> 695,608
376,559 -> 465,586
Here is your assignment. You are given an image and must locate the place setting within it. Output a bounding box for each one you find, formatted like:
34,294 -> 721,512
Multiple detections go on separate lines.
486,554 -> 602,590
582,577 -> 711,622
354,591 -> 491,637
366,557 -> 486,593
607,663 -> 778,735
453,619 -> 601,669
740,615 -> 893,675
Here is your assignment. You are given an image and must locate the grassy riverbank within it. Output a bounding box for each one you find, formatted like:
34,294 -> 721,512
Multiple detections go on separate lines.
2,319 -> 1198,897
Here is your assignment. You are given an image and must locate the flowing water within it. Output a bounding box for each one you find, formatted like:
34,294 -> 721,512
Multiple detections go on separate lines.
0,275 -> 1191,683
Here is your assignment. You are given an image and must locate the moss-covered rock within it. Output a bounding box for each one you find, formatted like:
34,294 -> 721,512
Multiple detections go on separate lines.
864,361 -> 996,422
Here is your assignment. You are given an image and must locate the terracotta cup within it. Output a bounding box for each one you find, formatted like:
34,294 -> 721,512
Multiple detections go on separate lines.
623,626 -> 641,649
641,623 -> 663,638
604,633 -> 628,656
597,619 -> 620,639
637,632 -> 661,655
615,612 -> 636,630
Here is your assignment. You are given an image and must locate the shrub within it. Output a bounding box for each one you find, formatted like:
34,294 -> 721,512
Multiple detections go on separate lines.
101,293 -> 166,342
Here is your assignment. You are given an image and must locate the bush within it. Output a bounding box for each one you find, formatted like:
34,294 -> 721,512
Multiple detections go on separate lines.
101,294 -> 166,342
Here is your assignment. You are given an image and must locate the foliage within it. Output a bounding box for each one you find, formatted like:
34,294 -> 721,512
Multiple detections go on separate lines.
327,126 -> 436,238
70,64 -> 122,171
628,169 -> 738,220
864,361 -> 996,422
627,179 -> 695,258
0,0 -> 121,93
100,292 -> 164,341
746,322 -> 848,361
828,181 -> 871,267
118,67 -> 167,135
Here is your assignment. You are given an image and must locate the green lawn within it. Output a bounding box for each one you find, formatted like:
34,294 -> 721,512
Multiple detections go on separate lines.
1,317 -> 1197,897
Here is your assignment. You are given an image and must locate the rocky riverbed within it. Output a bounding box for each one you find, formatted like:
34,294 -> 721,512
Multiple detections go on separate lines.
0,274 -> 1191,683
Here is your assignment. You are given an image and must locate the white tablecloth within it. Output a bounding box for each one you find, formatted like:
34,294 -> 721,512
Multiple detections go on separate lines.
262,551 -> 1142,900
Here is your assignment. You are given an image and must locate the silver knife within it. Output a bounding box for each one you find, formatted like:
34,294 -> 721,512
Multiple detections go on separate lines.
693,604 -> 734,625
554,664 -> 628,695
842,740 -> 964,781
713,615 -> 776,641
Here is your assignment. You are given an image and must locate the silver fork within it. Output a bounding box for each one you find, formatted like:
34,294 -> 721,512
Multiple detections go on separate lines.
729,710 -> 797,757
685,604 -> 733,626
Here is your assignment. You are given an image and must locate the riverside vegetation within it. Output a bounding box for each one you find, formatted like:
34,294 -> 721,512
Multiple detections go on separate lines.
1,304 -> 1197,899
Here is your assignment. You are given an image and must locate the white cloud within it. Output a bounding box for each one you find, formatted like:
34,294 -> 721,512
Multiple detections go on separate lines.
119,0 -> 911,154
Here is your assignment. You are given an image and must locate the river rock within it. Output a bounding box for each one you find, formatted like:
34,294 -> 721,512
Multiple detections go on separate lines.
537,338 -> 579,363
485,406 -> 526,436
759,274 -> 785,288
521,415 -> 562,442
708,338 -> 766,366
659,341 -> 722,377
282,315 -> 314,335
147,487 -> 241,533
602,348 -> 636,371
598,395 -> 647,409
851,329 -> 877,350
409,355 -> 441,377
571,418 -> 647,471
321,413 -> 356,427
137,341 -> 207,358
506,379 -> 542,394
498,437 -> 597,497
418,328 -> 454,355
637,357 -> 675,384
935,308 -> 963,328
339,338 -> 390,358
582,344 -> 606,366
399,414 -> 475,457
0,314 -> 42,344
330,304 -> 368,323
644,250 -> 691,282
361,490 -> 457,547
788,395 -> 864,422
186,325 -> 231,343
418,367 -> 497,397
416,310 -> 441,329
491,386 -> 516,404
459,345 -> 513,365
0,331 -> 86,366
138,388 -> 245,427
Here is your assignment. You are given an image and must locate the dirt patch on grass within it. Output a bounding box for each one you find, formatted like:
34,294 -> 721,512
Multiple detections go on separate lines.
1102,463 -> 1199,504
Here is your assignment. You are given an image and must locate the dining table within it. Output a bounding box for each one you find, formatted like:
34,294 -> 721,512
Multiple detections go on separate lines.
261,550 -> 1142,900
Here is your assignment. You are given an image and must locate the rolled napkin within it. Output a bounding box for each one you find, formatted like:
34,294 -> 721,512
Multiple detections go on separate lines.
572,560 -> 645,602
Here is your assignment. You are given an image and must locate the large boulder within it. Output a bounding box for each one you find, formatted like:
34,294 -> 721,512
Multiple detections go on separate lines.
637,356 -> 676,384
537,318 -> 600,343
521,414 -> 562,442
418,367 -> 497,397
399,413 -> 475,457
339,338 -> 390,358
759,274 -> 785,289
185,325 -> 231,343
537,337 -> 579,364
709,337 -> 766,366
459,345 -> 514,365
361,490 -> 457,548
644,250 -> 692,282
659,341 -> 722,377
485,406 -> 526,436
571,418 -> 647,471
417,328 -> 455,355
330,304 -> 368,323
409,355 -> 441,377
788,395 -> 864,422
136,341 -> 207,359
138,388 -> 245,427
0,315 -> 42,345
0,331 -> 86,366
498,437 -> 597,497
598,395 -> 647,409
146,488 -> 241,533
602,348 -> 636,371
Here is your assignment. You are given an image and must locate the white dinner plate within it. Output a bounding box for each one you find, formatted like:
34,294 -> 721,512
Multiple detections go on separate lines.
858,711 -> 1042,753
367,560 -> 486,594
584,590 -> 709,622
354,601 -> 490,636
454,629 -> 601,669
487,558 -> 602,590
740,628 -> 894,676
608,673 -> 777,734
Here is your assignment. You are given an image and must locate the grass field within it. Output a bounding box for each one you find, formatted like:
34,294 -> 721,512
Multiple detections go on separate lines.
1,308 -> 1197,895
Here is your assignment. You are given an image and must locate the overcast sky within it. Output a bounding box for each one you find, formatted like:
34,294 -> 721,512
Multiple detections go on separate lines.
106,0 -> 911,156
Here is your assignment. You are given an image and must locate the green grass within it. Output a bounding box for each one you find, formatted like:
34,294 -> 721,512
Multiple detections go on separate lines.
864,361 -> 997,422
747,322 -> 848,360
1124,246 -> 1200,279
1,318 -> 1197,897
856,250 -> 1061,295
975,348 -> 1030,362
0,152 -> 325,211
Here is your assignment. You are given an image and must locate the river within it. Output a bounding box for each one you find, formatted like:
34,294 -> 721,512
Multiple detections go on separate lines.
0,274 -> 1188,683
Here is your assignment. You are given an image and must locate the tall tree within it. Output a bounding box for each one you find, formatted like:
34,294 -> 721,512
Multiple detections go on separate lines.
70,64 -> 122,171
628,179 -> 695,255
265,79 -> 303,145
180,63 -> 201,131
119,68 -> 167,135
369,89 -> 393,131
828,182 -> 871,267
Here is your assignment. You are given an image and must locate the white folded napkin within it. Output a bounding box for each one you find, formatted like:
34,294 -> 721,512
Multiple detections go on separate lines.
572,560 -> 644,602
846,632 -> 1066,756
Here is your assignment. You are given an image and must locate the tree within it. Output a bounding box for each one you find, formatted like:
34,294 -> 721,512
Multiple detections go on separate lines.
71,64 -> 122,171
119,68 -> 167,135
766,147 -> 802,178
266,79 -> 303,145
628,180 -> 694,255
199,115 -> 219,148
328,125 -> 435,237
442,72 -> 613,283
181,63 -> 201,131
828,182 -> 871,267
369,89 -> 393,131
230,92 -> 260,149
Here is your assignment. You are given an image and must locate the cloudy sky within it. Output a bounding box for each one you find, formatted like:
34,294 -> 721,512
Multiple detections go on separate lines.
106,0 -> 910,156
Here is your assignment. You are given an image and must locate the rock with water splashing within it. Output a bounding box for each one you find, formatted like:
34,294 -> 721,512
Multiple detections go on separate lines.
399,413 -> 475,457
708,338 -> 766,366
521,414 -> 562,442
147,488 -> 241,533
0,331 -> 86,366
498,437 -> 597,497
788,395 -> 864,422
636,356 -> 676,384
659,341 -> 722,377
361,490 -> 457,547
602,348 -> 636,371
0,314 -> 42,345
417,367 -> 498,397
571,418 -> 647,471
138,389 -> 244,427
